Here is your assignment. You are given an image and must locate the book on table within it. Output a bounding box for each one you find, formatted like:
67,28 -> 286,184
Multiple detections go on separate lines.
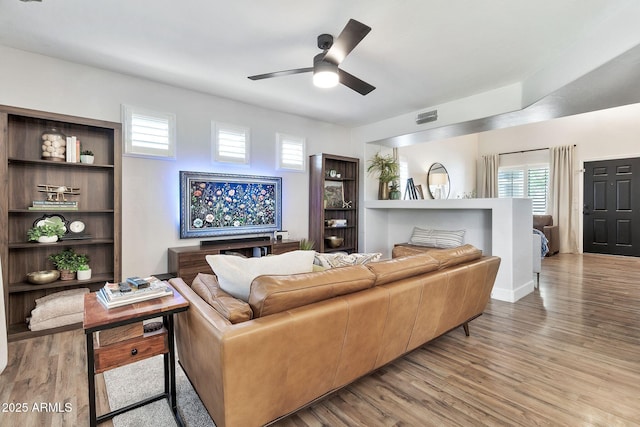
97,276 -> 173,309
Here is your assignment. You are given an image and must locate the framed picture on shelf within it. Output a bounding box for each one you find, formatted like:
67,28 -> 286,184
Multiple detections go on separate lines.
324,181 -> 344,208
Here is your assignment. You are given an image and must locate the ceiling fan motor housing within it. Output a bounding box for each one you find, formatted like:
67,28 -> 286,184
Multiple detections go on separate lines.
317,34 -> 334,50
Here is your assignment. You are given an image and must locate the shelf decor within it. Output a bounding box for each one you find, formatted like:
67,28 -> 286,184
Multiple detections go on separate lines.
179,171 -> 282,239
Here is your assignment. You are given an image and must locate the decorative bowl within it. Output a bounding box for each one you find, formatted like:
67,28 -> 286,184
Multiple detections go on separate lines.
26,270 -> 60,285
324,236 -> 344,249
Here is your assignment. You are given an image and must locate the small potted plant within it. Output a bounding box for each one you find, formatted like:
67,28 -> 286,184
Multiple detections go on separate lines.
48,248 -> 90,280
76,263 -> 92,281
80,150 -> 95,164
27,223 -> 65,243
389,182 -> 401,200
299,239 -> 315,250
367,152 -> 400,200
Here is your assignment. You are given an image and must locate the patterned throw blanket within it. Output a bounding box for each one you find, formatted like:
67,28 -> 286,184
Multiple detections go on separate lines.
533,228 -> 549,257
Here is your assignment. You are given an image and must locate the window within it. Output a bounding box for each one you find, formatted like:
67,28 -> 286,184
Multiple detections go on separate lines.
276,133 -> 306,171
498,165 -> 549,214
213,122 -> 250,164
122,105 -> 176,159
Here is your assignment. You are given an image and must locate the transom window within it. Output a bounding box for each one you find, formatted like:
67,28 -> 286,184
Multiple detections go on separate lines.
276,133 -> 306,171
213,122 -> 250,164
122,105 -> 176,159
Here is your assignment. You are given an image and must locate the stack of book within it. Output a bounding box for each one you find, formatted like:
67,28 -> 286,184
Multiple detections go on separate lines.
29,200 -> 78,211
97,276 -> 173,309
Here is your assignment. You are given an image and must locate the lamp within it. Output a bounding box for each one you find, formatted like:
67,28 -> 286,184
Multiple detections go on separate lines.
429,172 -> 448,199
313,55 -> 339,88
430,173 -> 448,186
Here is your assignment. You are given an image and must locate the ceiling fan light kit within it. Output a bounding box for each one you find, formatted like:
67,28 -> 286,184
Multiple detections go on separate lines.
313,56 -> 339,88
248,19 -> 375,95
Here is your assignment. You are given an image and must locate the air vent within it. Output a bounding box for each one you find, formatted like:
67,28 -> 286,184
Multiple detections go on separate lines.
416,110 -> 438,125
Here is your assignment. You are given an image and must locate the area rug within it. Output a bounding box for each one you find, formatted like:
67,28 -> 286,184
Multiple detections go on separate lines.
103,354 -> 216,427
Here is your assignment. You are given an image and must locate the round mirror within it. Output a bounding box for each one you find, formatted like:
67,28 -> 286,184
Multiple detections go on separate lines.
427,163 -> 450,199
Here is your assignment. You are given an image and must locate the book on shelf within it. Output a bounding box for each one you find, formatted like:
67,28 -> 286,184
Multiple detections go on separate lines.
97,277 -> 173,309
28,206 -> 79,210
404,178 -> 419,200
32,200 -> 78,206
66,136 -> 77,163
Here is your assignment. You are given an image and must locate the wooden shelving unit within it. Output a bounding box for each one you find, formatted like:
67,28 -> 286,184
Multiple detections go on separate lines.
0,105 -> 122,341
309,153 -> 359,253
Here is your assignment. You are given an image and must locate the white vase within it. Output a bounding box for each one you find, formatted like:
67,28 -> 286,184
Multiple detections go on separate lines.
37,235 -> 58,243
80,155 -> 95,164
77,269 -> 92,281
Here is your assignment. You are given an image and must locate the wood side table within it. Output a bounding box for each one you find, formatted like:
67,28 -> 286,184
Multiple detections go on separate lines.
83,284 -> 189,427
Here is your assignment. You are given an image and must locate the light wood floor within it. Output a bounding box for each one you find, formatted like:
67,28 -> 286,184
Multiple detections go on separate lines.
1,253 -> 639,426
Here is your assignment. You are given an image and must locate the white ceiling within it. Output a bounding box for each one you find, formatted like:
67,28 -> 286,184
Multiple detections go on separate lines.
0,0 -> 633,126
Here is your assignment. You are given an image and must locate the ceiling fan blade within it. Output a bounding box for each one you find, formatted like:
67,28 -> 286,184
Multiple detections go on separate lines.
324,19 -> 371,65
338,69 -> 375,95
248,67 -> 313,80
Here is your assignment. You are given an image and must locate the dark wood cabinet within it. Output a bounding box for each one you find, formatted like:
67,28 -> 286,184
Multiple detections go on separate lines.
168,239 -> 300,285
309,153 -> 359,253
0,105 -> 122,341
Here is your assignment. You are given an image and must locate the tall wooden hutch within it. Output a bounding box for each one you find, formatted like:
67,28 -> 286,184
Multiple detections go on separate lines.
309,153 -> 359,253
0,105 -> 122,341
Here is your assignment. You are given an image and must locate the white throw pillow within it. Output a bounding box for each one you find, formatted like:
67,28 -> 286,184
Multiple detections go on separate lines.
409,227 -> 465,249
206,250 -> 315,301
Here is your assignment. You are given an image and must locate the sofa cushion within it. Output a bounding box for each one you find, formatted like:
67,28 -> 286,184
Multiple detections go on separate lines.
314,252 -> 382,268
367,253 -> 440,286
206,250 -> 315,301
427,244 -> 483,269
392,244 -> 430,258
409,227 -> 465,248
191,273 -> 253,324
249,264 -> 376,318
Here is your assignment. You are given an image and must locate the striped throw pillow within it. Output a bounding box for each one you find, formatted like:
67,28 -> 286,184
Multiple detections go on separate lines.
409,227 -> 465,249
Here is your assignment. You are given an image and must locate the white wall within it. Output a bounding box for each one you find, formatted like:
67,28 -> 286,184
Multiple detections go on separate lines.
477,102 -> 640,252
397,134 -> 478,199
0,46 -> 353,277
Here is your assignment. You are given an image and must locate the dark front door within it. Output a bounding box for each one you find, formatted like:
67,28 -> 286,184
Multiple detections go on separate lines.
583,157 -> 640,256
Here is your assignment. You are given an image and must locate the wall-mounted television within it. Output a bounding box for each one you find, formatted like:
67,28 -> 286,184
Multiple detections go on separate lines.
179,171 -> 282,239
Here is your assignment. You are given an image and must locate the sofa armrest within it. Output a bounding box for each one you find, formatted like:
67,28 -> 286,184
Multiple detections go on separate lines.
169,277 -> 231,424
543,225 -> 559,255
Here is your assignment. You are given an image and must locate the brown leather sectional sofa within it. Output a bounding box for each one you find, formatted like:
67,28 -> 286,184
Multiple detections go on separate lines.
169,245 -> 500,427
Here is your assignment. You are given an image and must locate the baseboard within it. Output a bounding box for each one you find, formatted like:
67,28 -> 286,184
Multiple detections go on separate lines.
491,279 -> 535,302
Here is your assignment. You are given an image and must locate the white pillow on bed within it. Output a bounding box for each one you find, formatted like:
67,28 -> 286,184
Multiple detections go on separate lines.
206,250 -> 315,301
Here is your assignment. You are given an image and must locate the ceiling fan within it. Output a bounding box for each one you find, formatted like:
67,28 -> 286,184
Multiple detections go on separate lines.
248,19 -> 375,95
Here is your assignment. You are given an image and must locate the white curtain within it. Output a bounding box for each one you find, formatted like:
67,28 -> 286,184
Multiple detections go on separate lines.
549,145 -> 578,253
479,154 -> 499,198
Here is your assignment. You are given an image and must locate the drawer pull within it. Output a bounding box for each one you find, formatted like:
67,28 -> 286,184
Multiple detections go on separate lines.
131,348 -> 138,356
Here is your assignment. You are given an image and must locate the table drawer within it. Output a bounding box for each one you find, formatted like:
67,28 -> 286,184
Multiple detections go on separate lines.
94,330 -> 168,373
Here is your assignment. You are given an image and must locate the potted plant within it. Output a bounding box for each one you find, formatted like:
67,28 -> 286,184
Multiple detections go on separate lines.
367,152 -> 400,200
389,182 -> 402,200
27,223 -> 65,243
299,239 -> 315,250
48,248 -> 90,280
76,263 -> 92,281
80,149 -> 95,164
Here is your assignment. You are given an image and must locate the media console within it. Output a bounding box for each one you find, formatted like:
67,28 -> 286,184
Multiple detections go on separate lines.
168,239 -> 300,284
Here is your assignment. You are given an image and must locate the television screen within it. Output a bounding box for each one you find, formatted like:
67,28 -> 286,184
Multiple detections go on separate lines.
179,171 -> 282,239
